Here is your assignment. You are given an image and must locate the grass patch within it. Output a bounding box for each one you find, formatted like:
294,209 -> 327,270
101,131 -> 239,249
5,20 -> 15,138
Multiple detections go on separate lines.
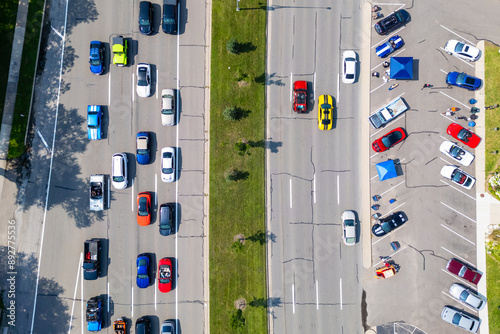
484,42 -> 500,177
487,252 -> 500,332
0,0 -> 21,121
8,0 -> 45,159
209,0 -> 267,333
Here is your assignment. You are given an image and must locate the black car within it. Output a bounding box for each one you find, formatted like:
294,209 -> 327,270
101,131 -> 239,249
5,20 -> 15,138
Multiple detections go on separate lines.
371,211 -> 408,237
374,9 -> 410,35
162,1 -> 178,34
136,317 -> 151,334
139,1 -> 153,35
159,203 -> 175,236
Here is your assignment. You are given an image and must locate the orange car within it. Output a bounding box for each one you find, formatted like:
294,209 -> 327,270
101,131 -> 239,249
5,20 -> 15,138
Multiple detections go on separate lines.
137,192 -> 151,226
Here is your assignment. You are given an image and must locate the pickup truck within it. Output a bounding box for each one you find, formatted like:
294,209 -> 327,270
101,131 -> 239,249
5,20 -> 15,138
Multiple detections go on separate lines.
83,239 -> 101,280
112,36 -> 128,66
368,96 -> 408,129
113,318 -> 126,334
86,296 -> 102,331
90,175 -> 105,211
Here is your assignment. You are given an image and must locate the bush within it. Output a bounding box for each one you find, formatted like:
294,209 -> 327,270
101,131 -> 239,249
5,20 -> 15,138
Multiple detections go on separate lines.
226,38 -> 239,54
231,241 -> 243,253
230,309 -> 245,332
223,107 -> 238,121
235,140 -> 250,156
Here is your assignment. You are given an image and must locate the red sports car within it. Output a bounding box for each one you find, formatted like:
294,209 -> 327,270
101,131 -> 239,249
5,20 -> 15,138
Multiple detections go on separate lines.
137,192 -> 151,226
158,257 -> 173,293
371,127 -> 407,152
446,258 -> 482,284
293,81 -> 307,112
446,123 -> 481,149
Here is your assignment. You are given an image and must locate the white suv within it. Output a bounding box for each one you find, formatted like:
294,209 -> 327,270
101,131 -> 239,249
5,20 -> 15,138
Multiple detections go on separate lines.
112,153 -> 128,189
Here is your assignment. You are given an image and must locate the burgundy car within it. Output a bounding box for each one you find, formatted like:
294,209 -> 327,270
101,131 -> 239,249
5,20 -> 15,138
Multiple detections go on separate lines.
446,258 -> 482,284
293,81 -> 307,112
372,127 -> 407,152
446,123 -> 481,149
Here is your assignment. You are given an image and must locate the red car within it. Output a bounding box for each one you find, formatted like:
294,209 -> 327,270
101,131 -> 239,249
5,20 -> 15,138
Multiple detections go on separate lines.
293,81 -> 307,112
158,257 -> 173,293
371,127 -> 407,152
446,123 -> 481,149
446,258 -> 482,284
137,192 -> 151,226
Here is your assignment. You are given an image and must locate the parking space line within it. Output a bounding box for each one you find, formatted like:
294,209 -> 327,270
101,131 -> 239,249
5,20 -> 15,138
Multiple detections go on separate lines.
441,268 -> 477,288
292,283 -> 296,314
372,245 -> 407,267
439,91 -> 471,110
156,68 -> 159,99
290,73 -> 293,101
441,246 -> 477,267
438,47 -> 474,68
440,135 -> 448,141
441,291 -> 478,313
313,175 -> 316,203
131,183 -> 134,211
132,73 -> 135,102
370,28 -> 406,49
339,279 -> 342,310
439,157 -> 455,165
377,202 -> 406,219
370,152 -> 379,159
440,113 -> 455,122
131,287 -> 134,317
440,224 -> 475,245
68,253 -> 83,333
313,72 -> 316,101
370,174 -> 379,181
370,48 -> 406,71
380,181 -> 405,196
372,224 -> 407,245
440,69 -> 448,75
337,74 -> 340,103
369,116 -> 405,137
440,182 -> 476,201
289,179 -> 293,209
316,280 -> 319,310
440,24 -> 475,45
337,175 -> 340,205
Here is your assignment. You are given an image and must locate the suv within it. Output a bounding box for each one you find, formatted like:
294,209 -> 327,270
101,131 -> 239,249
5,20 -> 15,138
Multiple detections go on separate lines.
374,9 -> 410,35
162,0 -> 178,34
159,203 -> 175,236
136,317 -> 151,334
112,153 -> 128,189
139,1 -> 153,35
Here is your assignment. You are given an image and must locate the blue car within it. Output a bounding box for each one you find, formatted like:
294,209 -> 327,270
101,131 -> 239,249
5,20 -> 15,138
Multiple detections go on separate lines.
86,297 -> 102,332
446,72 -> 481,91
89,41 -> 104,75
136,132 -> 150,165
87,105 -> 102,140
136,254 -> 150,288
375,35 -> 404,58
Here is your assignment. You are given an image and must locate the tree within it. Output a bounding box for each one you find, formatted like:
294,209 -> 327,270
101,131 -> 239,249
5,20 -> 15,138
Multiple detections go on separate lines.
226,38 -> 239,54
223,107 -> 238,121
230,309 -> 245,332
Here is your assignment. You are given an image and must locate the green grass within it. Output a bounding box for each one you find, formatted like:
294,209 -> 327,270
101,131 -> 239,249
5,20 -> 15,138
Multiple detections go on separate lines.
0,0 -> 21,122
209,1 -> 267,333
7,0 -> 45,159
487,252 -> 500,332
484,42 -> 500,176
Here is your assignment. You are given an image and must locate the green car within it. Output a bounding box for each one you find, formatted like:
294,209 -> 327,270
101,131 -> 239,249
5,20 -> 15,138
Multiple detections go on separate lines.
112,36 -> 128,66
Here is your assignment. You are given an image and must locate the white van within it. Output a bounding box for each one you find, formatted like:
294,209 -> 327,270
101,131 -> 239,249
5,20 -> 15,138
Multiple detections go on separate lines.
112,153 -> 128,189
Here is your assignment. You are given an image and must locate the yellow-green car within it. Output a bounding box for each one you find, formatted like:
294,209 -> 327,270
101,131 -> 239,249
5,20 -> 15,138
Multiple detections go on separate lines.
318,94 -> 333,130
112,36 -> 128,66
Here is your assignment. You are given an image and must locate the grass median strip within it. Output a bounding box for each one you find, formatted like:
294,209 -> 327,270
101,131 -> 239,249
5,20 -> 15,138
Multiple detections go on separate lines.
209,0 -> 267,332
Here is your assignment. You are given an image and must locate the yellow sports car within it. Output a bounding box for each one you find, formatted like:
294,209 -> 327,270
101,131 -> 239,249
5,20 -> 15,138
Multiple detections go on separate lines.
318,95 -> 333,130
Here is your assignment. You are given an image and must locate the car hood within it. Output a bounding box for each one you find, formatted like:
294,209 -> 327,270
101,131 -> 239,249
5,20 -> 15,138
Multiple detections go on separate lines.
137,85 -> 150,97
440,165 -> 456,179
90,63 -> 103,74
87,127 -> 101,140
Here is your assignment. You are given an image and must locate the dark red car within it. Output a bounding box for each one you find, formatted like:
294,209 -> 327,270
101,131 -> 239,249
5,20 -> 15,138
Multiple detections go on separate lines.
447,123 -> 481,149
158,257 -> 173,293
446,258 -> 482,284
293,81 -> 307,112
371,127 -> 407,152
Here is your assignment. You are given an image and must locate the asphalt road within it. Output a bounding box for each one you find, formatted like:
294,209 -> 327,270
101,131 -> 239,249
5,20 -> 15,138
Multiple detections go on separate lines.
266,1 -> 364,333
1,0 -> 209,332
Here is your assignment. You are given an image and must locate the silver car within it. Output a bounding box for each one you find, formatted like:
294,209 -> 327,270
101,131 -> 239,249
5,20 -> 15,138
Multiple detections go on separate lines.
449,283 -> 486,310
137,63 -> 151,97
441,306 -> 480,333
112,153 -> 128,189
161,147 -> 175,183
161,89 -> 175,126
341,210 -> 357,246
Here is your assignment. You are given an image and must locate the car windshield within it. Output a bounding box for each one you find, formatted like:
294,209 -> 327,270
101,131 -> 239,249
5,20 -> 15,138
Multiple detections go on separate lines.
451,313 -> 462,325
458,266 -> 467,277
140,17 -> 150,26
456,73 -> 466,84
459,290 -> 469,302
138,68 -> 148,86
162,109 -> 174,115
380,222 -> 393,233
449,145 -> 464,159
138,197 -> 148,215
381,131 -> 402,148
344,219 -> 355,227
321,104 -> 331,110
113,175 -> 124,182
454,42 -> 465,53
457,129 -> 471,141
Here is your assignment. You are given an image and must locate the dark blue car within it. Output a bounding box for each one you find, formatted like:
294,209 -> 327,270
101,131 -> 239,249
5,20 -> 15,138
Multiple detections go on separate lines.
446,72 -> 481,91
89,41 -> 104,75
376,35 -> 404,58
136,132 -> 151,164
136,254 -> 150,288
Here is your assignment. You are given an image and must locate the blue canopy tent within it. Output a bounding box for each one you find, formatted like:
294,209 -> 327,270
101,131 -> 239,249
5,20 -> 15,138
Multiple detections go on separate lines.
390,57 -> 413,80
376,160 -> 398,181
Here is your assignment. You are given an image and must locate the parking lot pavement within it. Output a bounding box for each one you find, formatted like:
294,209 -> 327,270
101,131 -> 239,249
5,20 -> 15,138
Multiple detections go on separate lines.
362,1 -> 492,333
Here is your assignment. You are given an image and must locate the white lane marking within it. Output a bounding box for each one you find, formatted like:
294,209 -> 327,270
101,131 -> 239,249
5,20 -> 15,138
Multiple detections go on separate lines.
108,72 -> 111,105
439,47 -> 474,68
107,282 -> 110,313
370,28 -> 406,49
441,291 -> 478,313
176,24 -> 180,323
315,280 -> 319,310
51,25 -> 65,39
370,152 -> 379,159
132,183 -> 134,211
336,74 -> 340,103
372,245 -> 407,267
313,175 -> 316,203
132,73 -> 135,102
440,135 -> 448,141
337,175 -> 340,205
378,202 -> 406,218
440,224 -> 475,245
441,268 -> 477,288
440,113 -> 455,122
81,256 -> 83,334
439,157 -> 455,165
339,279 -> 343,310
108,177 -> 111,209
439,91 -> 471,110
289,179 -> 293,209
290,73 -> 293,101
372,224 -> 407,245
292,284 -> 296,314
440,181 -> 476,201
156,68 -> 159,99
313,72 -> 316,101
440,25 -> 475,45
440,68 -> 448,75
155,277 -> 158,310
371,48 -> 406,71
441,201 -> 477,222
380,181 -> 405,196
155,174 -> 158,206
370,81 -> 388,94
131,287 -> 134,317
370,174 -> 379,181
369,92 -> 406,116
68,253 -> 83,334
441,246 -> 478,267
31,0 -> 69,330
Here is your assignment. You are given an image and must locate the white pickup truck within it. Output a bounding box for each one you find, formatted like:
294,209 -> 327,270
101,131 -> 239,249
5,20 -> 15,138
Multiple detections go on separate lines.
368,96 -> 408,129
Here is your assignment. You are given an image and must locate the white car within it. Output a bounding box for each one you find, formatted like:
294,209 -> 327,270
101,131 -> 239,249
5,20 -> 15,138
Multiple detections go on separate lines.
161,89 -> 175,126
137,63 -> 151,97
440,165 -> 475,190
439,141 -> 475,166
161,147 -> 175,182
449,283 -> 487,310
441,306 -> 480,333
341,210 -> 357,246
342,50 -> 357,84
112,153 -> 128,189
444,40 -> 480,62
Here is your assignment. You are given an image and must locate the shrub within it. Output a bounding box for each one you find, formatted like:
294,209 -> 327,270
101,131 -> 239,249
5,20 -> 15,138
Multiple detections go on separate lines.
226,38 -> 239,54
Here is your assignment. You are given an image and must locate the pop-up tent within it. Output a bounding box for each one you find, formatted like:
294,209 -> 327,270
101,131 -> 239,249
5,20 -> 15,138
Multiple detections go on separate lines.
390,57 -> 413,80
376,160 -> 398,181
